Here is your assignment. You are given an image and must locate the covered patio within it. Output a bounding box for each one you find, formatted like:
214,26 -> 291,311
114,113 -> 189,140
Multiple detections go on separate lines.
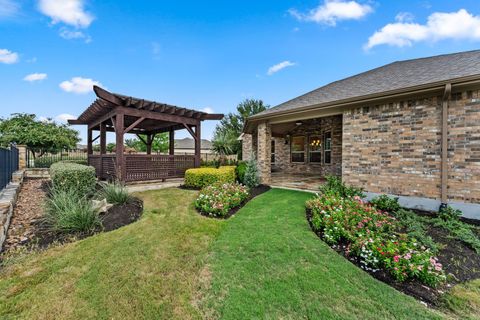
69,86 -> 223,183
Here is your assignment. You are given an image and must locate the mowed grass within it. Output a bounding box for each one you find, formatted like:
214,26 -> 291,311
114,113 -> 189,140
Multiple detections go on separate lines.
0,188 -> 225,319
1,187 -> 474,319
199,188 -> 443,320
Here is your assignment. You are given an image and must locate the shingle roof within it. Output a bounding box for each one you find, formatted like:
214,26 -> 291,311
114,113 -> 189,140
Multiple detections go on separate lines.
254,50 -> 480,118
174,138 -> 212,150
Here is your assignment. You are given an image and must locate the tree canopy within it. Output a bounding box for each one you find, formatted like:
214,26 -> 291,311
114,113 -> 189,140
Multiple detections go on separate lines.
213,99 -> 269,156
0,113 -> 80,152
125,133 -> 169,153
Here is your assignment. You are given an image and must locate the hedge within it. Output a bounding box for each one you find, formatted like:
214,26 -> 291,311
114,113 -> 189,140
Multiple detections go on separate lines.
184,166 -> 236,189
50,162 -> 97,195
235,161 -> 247,184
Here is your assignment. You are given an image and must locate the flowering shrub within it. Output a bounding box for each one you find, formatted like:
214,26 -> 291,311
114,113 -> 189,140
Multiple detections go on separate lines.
306,194 -> 445,286
195,182 -> 249,217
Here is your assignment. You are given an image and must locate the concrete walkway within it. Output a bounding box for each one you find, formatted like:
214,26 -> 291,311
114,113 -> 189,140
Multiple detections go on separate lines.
126,178 -> 184,193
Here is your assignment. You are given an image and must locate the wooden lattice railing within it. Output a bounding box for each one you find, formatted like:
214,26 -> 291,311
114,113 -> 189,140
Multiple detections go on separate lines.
88,154 -> 195,182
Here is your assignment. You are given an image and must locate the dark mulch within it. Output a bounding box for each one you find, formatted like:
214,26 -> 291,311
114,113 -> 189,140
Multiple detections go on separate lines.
101,198 -> 143,231
305,208 -> 480,306
196,185 -> 271,219
30,198 -> 144,249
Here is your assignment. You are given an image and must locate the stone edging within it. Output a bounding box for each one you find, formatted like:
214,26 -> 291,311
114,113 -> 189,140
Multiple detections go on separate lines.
0,170 -> 25,251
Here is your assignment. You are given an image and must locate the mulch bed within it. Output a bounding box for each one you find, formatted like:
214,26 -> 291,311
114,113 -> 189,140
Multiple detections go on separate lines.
1,178 -> 143,255
306,208 -> 480,306
196,184 -> 271,219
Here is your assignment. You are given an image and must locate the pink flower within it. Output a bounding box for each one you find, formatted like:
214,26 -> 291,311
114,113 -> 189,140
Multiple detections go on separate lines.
393,256 -> 400,263
404,253 -> 411,260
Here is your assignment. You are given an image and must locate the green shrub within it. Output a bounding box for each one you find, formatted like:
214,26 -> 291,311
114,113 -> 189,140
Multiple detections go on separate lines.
319,175 -> 365,198
370,194 -> 401,213
184,166 -> 236,189
434,219 -> 480,254
438,205 -> 462,221
50,162 -> 96,195
243,158 -> 259,188
44,188 -> 101,234
98,182 -> 132,205
34,156 -> 88,168
195,182 -> 249,217
235,161 -> 247,184
394,209 -> 439,253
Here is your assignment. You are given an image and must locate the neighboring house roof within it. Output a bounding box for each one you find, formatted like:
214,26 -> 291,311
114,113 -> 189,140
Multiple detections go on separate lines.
252,50 -> 480,119
174,137 -> 212,150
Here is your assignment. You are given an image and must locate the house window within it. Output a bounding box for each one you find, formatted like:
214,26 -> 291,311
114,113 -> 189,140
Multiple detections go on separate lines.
291,136 -> 305,163
324,132 -> 332,164
309,136 -> 322,163
271,140 -> 275,163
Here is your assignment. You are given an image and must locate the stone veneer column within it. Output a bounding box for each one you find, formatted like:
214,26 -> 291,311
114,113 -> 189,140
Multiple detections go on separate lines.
256,121 -> 271,184
17,145 -> 27,169
241,133 -> 253,161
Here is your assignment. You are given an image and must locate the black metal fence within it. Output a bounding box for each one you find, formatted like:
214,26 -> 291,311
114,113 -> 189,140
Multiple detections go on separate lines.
0,144 -> 19,190
26,149 -> 88,168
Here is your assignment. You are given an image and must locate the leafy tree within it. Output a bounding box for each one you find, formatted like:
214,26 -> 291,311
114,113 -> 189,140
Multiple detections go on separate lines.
213,99 -> 269,156
0,113 -> 80,158
125,133 -> 169,153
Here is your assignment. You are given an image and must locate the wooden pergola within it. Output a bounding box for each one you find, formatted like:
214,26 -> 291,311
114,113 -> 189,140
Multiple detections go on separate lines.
68,86 -> 223,183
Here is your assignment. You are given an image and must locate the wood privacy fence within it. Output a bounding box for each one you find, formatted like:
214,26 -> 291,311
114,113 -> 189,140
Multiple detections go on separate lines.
89,154 -> 195,182
0,145 -> 19,190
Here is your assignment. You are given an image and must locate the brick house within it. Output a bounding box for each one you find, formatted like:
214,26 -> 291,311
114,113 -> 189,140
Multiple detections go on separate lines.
242,50 -> 480,219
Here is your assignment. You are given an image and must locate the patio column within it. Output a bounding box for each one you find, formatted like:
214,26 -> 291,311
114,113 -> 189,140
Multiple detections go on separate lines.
242,133 -> 253,161
257,121 -> 271,184
169,128 -> 175,155
115,113 -> 125,182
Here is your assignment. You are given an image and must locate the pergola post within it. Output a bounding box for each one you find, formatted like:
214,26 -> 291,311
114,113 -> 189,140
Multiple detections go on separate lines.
100,122 -> 106,154
194,122 -> 201,167
87,128 -> 93,166
169,128 -> 175,155
115,113 -> 125,182
146,134 -> 152,155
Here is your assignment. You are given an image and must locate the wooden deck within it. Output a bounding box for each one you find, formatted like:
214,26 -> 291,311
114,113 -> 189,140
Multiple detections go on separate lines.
89,154 -> 195,182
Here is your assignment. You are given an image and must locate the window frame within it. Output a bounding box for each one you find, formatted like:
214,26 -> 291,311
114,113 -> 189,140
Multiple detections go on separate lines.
324,131 -> 332,165
308,135 -> 322,163
290,135 -> 306,163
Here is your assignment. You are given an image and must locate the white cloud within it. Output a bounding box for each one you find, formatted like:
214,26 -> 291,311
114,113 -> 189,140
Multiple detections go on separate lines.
201,107 -> 214,114
38,0 -> 94,28
26,57 -> 37,63
0,48 -> 19,64
365,9 -> 480,50
267,61 -> 296,75
0,0 -> 19,18
395,12 -> 414,23
55,113 -> 75,122
289,0 -> 373,26
59,27 -> 91,43
24,73 -> 48,82
59,77 -> 102,94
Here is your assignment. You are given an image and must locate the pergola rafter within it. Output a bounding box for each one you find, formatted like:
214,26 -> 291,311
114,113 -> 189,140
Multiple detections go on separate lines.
68,86 -> 223,182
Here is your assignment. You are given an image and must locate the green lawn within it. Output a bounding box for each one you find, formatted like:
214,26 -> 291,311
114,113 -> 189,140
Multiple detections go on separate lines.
0,187 -> 474,319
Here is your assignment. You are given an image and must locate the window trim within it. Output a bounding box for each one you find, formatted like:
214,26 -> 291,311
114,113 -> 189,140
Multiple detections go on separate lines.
290,135 -> 306,163
308,135 -> 322,163
324,131 -> 332,165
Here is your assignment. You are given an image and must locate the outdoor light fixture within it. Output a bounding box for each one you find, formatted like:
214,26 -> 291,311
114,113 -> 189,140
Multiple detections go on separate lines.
295,121 -> 303,126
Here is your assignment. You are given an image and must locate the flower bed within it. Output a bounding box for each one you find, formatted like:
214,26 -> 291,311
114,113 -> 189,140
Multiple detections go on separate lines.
306,195 -> 446,287
195,182 -> 249,217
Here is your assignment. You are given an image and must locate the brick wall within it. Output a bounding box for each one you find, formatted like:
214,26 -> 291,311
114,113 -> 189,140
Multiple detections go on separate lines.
447,90 -> 480,202
342,90 -> 480,203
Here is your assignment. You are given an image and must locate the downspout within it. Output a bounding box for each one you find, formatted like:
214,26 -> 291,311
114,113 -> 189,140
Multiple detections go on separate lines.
440,83 -> 451,210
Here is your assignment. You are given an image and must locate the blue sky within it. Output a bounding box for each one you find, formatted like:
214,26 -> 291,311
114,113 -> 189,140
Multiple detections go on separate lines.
1,0 -> 480,143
